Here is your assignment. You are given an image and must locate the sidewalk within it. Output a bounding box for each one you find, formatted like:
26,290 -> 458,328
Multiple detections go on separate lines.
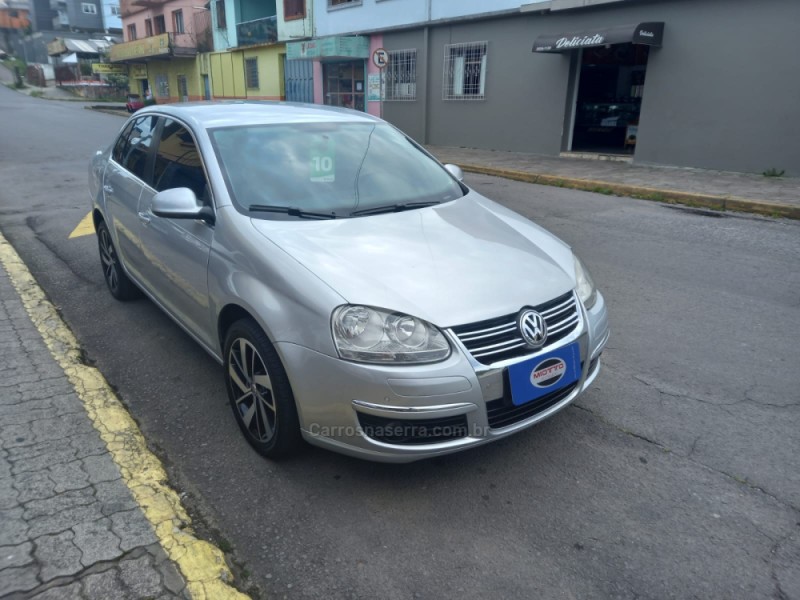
0,233 -> 246,599
427,146 -> 800,220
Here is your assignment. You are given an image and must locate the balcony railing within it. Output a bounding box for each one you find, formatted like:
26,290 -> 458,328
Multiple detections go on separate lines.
110,32 -> 203,62
236,15 -> 277,47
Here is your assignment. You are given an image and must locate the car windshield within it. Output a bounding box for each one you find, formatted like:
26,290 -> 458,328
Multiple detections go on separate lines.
209,122 -> 464,219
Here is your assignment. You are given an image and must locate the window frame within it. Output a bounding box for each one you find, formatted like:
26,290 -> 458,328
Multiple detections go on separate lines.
172,9 -> 184,34
283,0 -> 305,20
81,2 -> 97,14
215,0 -> 226,29
327,0 -> 361,10
154,14 -> 166,34
442,41 -> 488,101
110,5 -> 120,15
145,18 -> 153,36
245,57 -> 259,89
126,23 -> 136,41
385,49 -> 417,102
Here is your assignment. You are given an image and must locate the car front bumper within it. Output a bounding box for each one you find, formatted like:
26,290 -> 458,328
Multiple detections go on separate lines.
277,292 -> 609,463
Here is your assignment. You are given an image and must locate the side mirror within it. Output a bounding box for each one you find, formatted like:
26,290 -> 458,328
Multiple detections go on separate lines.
151,188 -> 215,225
444,164 -> 464,182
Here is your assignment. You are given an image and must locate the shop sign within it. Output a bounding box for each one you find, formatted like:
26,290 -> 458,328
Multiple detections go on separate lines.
367,73 -> 382,102
287,36 -> 370,60
533,22 -> 664,53
110,33 -> 170,62
129,64 -> 148,79
91,63 -> 127,74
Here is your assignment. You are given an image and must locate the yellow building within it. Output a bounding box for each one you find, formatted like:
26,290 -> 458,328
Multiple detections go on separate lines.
208,44 -> 285,101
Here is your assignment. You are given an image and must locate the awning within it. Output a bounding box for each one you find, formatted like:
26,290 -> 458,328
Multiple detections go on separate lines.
533,22 -> 664,53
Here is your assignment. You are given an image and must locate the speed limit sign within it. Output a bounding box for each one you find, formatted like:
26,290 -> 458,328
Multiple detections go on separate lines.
372,48 -> 389,69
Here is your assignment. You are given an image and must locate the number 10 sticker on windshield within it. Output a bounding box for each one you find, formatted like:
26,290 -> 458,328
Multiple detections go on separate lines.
310,138 -> 335,183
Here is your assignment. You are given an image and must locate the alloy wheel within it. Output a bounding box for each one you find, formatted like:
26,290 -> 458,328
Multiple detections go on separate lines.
99,227 -> 119,293
228,338 -> 277,443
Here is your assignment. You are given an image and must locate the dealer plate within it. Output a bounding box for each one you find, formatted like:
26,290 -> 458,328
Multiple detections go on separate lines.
508,342 -> 581,406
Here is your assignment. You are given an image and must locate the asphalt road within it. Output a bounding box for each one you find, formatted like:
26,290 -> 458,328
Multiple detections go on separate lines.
1,85 -> 799,600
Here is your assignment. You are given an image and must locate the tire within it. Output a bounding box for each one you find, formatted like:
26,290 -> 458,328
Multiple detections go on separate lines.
96,220 -> 140,301
223,318 -> 302,458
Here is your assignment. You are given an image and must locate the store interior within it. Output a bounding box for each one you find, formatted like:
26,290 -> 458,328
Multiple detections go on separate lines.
571,43 -> 649,154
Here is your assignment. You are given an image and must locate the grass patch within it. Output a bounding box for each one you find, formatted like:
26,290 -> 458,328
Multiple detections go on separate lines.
29,90 -> 44,98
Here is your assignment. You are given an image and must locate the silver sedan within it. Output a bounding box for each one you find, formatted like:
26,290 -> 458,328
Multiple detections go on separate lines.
88,102 -> 609,462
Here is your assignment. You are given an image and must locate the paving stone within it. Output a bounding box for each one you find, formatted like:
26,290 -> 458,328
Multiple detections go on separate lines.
82,454 -> 123,485
0,540 -> 33,570
0,474 -> 19,509
82,568 -> 125,598
95,480 -> 138,516
0,563 -> 40,595
34,530 -> 83,582
29,581 -> 83,599
14,470 -> 57,504
70,432 -> 109,460
23,486 -> 96,520
73,517 -> 122,566
0,507 -> 29,546
0,422 -> 35,448
12,445 -> 79,476
49,459 -> 90,493
110,509 -> 158,552
28,504 -> 105,539
32,413 -> 95,443
118,554 -> 163,598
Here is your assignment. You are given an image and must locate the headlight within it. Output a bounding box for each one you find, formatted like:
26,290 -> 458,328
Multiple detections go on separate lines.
574,255 -> 597,309
332,306 -> 451,364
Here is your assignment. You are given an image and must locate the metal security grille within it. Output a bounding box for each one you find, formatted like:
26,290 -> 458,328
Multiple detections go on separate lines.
385,49 -> 417,101
245,58 -> 259,89
442,41 -> 487,101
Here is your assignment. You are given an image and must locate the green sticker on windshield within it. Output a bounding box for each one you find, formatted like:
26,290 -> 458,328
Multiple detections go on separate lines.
310,138 -> 335,183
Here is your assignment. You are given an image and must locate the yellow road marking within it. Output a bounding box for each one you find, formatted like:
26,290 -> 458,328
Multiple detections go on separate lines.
0,232 -> 249,600
69,211 -> 95,239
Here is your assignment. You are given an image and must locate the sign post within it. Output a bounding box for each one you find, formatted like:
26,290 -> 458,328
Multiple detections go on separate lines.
372,47 -> 389,119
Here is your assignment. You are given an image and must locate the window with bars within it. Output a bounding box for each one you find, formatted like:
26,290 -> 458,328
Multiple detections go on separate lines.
443,41 -> 487,101
284,0 -> 305,19
385,49 -> 416,101
245,58 -> 259,89
328,0 -> 361,8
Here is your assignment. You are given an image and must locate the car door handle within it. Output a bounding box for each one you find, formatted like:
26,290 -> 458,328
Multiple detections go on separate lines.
138,211 -> 151,225
103,185 -> 114,194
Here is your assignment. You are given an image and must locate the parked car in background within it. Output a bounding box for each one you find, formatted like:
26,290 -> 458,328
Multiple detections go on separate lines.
125,94 -> 144,113
88,102 -> 610,462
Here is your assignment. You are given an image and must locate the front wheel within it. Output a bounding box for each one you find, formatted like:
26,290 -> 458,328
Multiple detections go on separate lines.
96,220 -> 140,301
224,318 -> 302,458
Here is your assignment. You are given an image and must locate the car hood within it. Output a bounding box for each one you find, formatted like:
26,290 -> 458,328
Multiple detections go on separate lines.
249,192 -> 576,327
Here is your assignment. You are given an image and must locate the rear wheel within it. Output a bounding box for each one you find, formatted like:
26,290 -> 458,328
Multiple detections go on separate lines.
96,220 -> 140,301
224,318 -> 302,458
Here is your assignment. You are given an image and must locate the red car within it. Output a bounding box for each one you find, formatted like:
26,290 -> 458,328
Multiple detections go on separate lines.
125,94 -> 145,113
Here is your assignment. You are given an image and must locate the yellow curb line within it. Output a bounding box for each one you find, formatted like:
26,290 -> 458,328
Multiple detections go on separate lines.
0,231 -> 249,600
457,164 -> 800,220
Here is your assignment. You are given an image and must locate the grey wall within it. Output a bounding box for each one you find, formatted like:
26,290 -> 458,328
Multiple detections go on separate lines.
66,0 -> 105,32
383,0 -> 800,176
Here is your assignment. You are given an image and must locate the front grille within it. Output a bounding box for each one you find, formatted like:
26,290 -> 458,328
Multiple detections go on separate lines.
357,413 -> 469,445
451,292 -> 579,365
486,381 -> 579,429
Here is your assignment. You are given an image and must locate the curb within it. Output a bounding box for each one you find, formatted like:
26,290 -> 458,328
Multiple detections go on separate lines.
0,232 -> 250,600
458,164 -> 800,220
86,106 -> 128,117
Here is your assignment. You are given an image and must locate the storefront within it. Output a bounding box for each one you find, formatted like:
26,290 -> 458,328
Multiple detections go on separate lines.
533,22 -> 663,155
286,36 -> 374,114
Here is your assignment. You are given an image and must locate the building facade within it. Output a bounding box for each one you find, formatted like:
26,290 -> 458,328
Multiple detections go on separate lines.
284,0 -> 800,176
111,0 -> 212,101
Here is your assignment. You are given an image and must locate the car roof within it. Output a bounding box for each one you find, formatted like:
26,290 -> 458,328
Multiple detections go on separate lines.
137,101 -> 383,130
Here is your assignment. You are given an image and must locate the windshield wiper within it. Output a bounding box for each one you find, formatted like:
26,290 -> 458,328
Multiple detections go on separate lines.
350,201 -> 440,217
247,205 -> 338,220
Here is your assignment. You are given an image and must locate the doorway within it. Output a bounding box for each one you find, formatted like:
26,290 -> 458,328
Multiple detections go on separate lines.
571,44 -> 649,154
323,61 -> 365,111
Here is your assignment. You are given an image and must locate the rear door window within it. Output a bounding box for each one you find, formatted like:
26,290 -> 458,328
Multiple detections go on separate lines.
152,119 -> 209,203
118,116 -> 158,184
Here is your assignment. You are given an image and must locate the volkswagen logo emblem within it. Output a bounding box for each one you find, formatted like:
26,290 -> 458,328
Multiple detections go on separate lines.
518,309 -> 547,349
